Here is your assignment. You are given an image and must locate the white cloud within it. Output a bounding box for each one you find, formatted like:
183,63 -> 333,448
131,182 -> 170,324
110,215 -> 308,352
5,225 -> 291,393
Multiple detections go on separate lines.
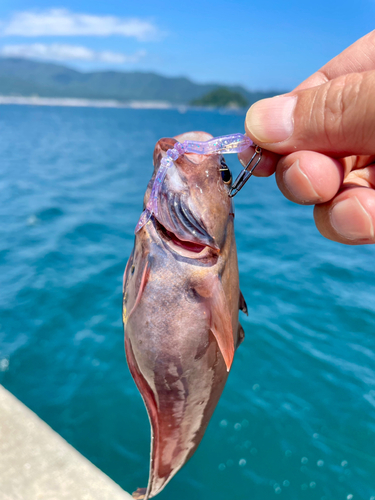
0,44 -> 146,64
0,9 -> 160,41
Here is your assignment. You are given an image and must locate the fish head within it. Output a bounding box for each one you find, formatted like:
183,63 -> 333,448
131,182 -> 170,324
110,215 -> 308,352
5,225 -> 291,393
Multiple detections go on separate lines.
143,131 -> 234,254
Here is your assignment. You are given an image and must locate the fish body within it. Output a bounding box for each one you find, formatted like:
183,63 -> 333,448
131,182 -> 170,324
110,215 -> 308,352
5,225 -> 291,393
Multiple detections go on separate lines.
123,132 -> 246,499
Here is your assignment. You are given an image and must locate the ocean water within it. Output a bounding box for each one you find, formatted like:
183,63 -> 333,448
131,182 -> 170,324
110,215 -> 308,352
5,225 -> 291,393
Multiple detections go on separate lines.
0,105 -> 375,500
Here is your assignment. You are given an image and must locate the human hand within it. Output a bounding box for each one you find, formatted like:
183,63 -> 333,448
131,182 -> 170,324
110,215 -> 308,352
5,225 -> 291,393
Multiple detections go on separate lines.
239,31 -> 375,245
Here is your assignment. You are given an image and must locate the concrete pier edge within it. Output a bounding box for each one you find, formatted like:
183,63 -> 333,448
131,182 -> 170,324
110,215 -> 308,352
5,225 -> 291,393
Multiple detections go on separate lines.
0,385 -> 133,500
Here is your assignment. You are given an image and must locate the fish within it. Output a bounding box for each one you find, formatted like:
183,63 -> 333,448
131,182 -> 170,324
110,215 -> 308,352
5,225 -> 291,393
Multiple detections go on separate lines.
123,131 -> 247,499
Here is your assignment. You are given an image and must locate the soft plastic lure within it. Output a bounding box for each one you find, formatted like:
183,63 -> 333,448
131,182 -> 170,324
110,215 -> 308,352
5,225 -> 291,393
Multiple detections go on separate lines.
135,133 -> 261,233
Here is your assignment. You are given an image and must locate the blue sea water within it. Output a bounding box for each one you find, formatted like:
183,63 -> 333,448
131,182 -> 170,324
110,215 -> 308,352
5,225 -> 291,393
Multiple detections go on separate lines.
0,104 -> 375,500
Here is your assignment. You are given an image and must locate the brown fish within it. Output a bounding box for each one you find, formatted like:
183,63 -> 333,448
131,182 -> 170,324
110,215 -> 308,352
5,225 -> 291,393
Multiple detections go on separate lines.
123,131 -> 247,499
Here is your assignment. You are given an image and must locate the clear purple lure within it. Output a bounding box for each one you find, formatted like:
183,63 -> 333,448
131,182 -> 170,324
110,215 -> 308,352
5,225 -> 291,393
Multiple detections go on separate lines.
134,133 -> 253,233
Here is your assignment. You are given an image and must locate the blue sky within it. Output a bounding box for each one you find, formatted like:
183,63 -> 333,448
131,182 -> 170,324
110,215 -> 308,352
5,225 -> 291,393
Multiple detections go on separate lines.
0,0 -> 374,90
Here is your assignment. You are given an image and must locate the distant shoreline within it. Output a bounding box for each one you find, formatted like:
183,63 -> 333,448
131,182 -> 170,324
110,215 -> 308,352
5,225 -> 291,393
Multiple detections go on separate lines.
0,95 -> 246,114
0,95 -> 176,110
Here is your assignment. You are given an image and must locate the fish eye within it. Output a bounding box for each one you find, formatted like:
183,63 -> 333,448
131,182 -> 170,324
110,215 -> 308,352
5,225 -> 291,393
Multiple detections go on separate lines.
221,168 -> 232,184
219,158 -> 232,184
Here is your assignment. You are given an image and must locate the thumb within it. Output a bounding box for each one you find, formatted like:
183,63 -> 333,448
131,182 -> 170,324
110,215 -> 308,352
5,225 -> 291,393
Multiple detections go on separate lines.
245,71 -> 375,156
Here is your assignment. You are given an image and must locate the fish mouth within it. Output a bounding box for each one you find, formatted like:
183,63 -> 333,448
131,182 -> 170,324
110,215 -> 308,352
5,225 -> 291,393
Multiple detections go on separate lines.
154,218 -> 210,256
154,191 -> 219,258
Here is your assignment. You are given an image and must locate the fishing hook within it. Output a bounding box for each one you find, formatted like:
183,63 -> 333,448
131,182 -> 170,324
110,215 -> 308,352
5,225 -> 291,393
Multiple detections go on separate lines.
229,145 -> 262,197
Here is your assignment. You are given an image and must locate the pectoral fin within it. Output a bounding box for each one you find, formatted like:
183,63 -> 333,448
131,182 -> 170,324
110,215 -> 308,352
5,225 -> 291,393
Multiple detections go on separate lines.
196,275 -> 234,372
239,290 -> 248,316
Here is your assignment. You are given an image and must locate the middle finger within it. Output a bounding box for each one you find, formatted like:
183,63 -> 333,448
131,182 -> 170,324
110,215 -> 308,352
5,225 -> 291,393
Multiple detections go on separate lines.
275,151 -> 344,205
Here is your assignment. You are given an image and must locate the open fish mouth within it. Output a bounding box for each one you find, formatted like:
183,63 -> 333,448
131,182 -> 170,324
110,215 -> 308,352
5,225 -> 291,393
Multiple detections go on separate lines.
154,218 -> 209,255
154,191 -> 218,256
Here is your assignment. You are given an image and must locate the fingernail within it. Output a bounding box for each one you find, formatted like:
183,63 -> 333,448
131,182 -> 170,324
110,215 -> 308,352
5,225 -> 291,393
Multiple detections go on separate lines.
246,95 -> 297,144
283,159 -> 320,202
330,197 -> 374,240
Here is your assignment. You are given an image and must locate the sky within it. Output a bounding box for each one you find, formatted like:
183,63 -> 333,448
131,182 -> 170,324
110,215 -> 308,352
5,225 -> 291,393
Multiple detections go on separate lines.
0,0 -> 374,91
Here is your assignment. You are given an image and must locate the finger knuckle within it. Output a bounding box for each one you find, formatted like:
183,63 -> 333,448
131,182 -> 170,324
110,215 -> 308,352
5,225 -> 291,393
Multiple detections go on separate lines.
316,73 -> 367,148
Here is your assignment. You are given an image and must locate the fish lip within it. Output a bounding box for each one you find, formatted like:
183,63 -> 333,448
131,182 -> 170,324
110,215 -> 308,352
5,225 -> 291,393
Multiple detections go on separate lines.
152,218 -> 219,260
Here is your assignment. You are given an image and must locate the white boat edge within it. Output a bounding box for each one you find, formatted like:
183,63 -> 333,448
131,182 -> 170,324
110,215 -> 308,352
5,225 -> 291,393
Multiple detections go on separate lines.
0,384 -> 133,500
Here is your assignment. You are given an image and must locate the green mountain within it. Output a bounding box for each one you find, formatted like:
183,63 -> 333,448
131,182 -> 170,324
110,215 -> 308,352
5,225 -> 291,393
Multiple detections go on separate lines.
0,58 -> 283,105
191,87 -> 249,108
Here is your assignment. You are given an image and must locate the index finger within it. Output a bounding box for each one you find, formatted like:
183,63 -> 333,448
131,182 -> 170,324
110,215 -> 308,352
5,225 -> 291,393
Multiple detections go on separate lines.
295,30 -> 375,91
